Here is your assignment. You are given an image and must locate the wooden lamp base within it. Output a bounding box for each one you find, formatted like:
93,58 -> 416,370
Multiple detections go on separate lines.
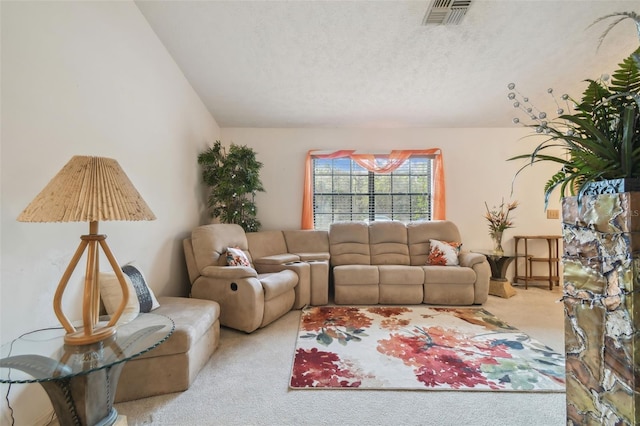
63,324 -> 117,346
54,221 -> 130,346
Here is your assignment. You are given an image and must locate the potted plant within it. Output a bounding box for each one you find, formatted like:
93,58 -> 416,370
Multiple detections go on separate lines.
198,140 -> 265,232
508,12 -> 640,426
509,47 -> 640,206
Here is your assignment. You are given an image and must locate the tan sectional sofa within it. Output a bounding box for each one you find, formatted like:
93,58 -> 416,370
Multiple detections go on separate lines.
184,224 -> 299,333
329,220 -> 491,305
184,220 -> 490,333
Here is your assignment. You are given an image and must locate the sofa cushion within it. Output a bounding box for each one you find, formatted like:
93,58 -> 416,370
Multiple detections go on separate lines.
424,283 -> 475,305
378,265 -> 424,285
333,265 -> 379,286
423,265 -> 476,284
329,222 -> 371,266
377,261 -> 425,302
283,230 -> 330,258
258,270 -> 298,301
246,230 -> 289,260
369,221 -> 410,265
138,296 -> 220,358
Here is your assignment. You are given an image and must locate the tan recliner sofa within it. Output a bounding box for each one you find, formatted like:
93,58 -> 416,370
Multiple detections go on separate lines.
184,224 -> 300,333
184,224 -> 332,333
329,220 -> 491,305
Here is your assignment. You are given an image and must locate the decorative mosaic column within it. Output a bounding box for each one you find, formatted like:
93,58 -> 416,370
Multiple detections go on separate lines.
562,190 -> 640,425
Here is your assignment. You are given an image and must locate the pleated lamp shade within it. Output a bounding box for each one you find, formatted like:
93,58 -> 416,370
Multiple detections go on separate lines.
18,156 -> 156,223
17,155 -> 156,345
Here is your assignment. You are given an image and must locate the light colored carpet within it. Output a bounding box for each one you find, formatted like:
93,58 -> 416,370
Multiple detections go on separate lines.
115,286 -> 566,425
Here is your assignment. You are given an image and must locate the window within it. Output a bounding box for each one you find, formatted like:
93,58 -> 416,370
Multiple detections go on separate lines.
312,155 -> 433,230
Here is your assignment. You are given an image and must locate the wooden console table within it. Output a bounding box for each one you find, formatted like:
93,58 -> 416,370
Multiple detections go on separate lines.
513,235 -> 561,290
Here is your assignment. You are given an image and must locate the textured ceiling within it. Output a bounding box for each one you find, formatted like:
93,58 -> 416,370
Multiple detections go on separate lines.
136,0 -> 640,128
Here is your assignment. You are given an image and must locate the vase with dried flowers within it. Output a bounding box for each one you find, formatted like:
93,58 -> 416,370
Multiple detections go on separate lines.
484,199 -> 519,256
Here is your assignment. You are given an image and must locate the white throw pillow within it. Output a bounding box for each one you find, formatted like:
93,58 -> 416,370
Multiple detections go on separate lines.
427,239 -> 462,266
99,263 -> 160,324
226,247 -> 250,266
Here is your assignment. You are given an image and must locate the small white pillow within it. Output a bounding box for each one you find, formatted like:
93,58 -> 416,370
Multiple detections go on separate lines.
226,247 -> 250,266
99,271 -> 139,324
99,263 -> 160,324
427,239 -> 462,266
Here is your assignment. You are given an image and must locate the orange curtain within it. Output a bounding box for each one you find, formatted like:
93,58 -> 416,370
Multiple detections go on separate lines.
301,149 -> 445,229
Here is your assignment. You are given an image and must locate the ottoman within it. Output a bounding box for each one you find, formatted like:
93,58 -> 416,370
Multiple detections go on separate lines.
114,296 -> 220,402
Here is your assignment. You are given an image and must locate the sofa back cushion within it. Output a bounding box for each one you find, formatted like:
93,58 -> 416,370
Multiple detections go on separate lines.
246,230 -> 289,261
191,224 -> 250,272
329,222 -> 371,266
283,230 -> 330,260
369,221 -> 410,265
407,220 -> 462,266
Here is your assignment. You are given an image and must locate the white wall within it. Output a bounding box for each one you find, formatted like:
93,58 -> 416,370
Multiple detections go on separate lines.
0,2 -> 567,424
0,2 -> 219,424
221,126 -> 564,267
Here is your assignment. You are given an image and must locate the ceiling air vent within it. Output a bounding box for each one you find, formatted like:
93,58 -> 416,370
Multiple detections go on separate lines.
422,0 -> 472,25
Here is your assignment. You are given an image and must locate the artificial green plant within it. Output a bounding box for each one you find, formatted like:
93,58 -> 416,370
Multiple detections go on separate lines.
509,12 -> 640,207
198,140 -> 265,232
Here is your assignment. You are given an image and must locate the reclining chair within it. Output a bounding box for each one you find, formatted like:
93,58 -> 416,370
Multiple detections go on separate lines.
183,224 -> 298,333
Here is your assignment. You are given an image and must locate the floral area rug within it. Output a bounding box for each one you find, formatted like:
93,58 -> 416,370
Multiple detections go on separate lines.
290,306 -> 565,392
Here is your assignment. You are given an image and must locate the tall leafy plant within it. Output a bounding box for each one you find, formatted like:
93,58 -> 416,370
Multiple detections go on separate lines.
198,141 -> 265,232
509,12 -> 640,206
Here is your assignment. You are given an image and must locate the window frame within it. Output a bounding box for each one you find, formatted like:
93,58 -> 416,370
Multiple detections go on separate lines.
311,154 -> 433,230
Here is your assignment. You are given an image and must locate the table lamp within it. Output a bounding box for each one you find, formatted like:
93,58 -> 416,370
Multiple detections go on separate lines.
17,156 -> 156,346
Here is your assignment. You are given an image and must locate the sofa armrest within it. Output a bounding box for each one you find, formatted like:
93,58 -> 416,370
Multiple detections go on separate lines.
253,253 -> 300,266
201,265 -> 258,279
295,252 -> 331,262
457,253 -> 491,304
458,251 -> 486,268
253,261 -> 310,309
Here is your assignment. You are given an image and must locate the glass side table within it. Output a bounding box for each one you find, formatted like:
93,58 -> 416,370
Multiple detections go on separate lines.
0,313 -> 174,426
473,250 -> 523,298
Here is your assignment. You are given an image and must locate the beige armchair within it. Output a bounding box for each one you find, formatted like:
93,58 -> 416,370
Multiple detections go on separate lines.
183,224 -> 298,333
